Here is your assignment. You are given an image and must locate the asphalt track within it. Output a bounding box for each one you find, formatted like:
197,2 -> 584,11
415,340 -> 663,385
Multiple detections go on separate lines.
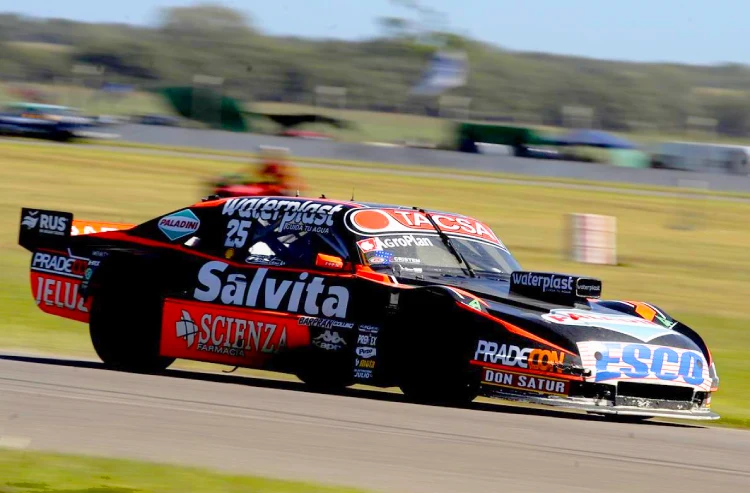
1,354 -> 749,492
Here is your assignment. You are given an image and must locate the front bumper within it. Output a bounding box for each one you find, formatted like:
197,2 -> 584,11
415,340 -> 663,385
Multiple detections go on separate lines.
480,385 -> 719,421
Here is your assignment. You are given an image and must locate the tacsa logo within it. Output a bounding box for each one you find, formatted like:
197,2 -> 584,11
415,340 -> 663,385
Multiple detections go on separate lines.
158,209 -> 201,241
175,309 -> 199,347
22,210 -> 39,229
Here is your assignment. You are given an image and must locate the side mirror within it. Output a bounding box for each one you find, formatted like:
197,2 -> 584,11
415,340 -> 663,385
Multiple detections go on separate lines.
315,253 -> 344,270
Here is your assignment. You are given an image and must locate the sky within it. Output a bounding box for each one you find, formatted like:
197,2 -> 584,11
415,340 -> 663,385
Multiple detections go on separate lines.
1,0 -> 748,65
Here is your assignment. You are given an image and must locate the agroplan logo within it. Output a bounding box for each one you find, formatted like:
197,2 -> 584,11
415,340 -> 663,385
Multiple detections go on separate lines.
158,209 -> 201,241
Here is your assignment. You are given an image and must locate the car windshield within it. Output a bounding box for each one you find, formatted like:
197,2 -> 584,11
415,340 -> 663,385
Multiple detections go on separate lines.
354,232 -> 521,278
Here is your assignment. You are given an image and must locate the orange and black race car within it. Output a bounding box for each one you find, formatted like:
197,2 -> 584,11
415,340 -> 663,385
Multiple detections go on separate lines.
18,197 -> 720,420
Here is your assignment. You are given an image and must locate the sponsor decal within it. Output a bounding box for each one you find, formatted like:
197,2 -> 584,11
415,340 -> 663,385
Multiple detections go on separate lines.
313,329 -> 346,351
367,251 -> 393,266
482,368 -> 570,396
161,299 -> 309,366
358,324 -> 380,334
357,358 -> 376,369
194,261 -> 350,318
245,254 -> 285,266
393,257 -> 421,264
473,340 -> 565,373
158,209 -> 200,241
577,341 -> 710,390
70,220 -> 128,236
356,346 -> 376,358
31,272 -> 91,322
357,334 -> 377,346
298,317 -> 354,330
221,198 -> 344,233
357,235 -> 434,252
354,368 -> 373,380
511,272 -> 573,294
356,238 -> 378,252
575,277 -> 602,298
31,252 -> 88,279
542,309 -> 675,342
21,210 -> 39,229
346,209 -> 504,248
22,210 -> 69,236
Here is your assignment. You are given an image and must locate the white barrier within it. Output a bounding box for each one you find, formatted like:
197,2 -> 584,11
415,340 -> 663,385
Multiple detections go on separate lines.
567,214 -> 617,265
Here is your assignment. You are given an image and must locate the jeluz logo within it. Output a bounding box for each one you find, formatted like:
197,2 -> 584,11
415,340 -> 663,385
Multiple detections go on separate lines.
22,210 -> 39,229
158,209 -> 201,241
194,261 -> 350,318
511,272 -> 573,294
175,310 -> 199,347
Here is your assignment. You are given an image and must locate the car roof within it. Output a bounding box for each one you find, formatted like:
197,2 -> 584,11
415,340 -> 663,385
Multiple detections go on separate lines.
197,196 -> 468,218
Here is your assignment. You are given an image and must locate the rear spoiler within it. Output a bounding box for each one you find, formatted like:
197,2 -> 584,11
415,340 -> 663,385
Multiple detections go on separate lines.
19,207 -> 135,251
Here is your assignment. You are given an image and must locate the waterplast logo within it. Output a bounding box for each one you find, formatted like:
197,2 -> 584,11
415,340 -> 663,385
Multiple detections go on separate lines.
158,209 -> 200,241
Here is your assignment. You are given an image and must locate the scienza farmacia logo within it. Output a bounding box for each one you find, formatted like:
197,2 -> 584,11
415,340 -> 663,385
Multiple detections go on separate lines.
22,210 -> 39,230
175,309 -> 199,347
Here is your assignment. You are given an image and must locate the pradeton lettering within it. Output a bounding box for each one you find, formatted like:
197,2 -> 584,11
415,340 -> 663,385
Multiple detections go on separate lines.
474,340 -> 565,373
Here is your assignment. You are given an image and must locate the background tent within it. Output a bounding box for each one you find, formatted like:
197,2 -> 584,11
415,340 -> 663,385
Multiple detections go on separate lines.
158,86 -> 248,132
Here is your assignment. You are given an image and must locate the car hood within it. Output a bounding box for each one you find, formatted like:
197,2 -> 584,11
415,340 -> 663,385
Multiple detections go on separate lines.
423,275 -> 702,352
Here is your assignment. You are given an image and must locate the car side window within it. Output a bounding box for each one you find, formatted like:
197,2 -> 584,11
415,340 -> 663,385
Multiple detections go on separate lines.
242,220 -> 348,269
200,200 -> 351,269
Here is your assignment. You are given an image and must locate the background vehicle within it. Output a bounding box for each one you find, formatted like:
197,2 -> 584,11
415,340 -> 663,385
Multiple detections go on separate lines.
18,198 -> 719,420
0,102 -> 98,141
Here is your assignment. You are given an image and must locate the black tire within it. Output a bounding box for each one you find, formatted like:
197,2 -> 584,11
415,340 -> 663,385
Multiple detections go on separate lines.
397,302 -> 480,406
89,263 -> 174,373
295,352 -> 353,391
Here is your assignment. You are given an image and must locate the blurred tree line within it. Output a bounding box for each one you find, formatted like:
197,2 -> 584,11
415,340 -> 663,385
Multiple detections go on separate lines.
2,4 -> 750,136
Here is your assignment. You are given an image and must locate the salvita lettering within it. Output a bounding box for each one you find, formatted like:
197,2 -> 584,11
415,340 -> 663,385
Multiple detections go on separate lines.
510,272 -> 573,293
222,198 -> 343,229
474,340 -> 565,372
158,209 -> 200,241
194,261 -> 350,317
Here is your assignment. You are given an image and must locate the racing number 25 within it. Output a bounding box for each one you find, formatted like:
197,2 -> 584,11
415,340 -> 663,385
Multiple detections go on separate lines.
224,219 -> 251,248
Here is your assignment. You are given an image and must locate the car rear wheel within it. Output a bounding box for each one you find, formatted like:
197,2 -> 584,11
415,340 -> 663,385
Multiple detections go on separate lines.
89,266 -> 174,373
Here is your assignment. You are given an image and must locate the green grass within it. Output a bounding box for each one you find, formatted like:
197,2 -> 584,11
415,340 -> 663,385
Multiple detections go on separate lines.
0,140 -> 749,425
0,448 -> 369,493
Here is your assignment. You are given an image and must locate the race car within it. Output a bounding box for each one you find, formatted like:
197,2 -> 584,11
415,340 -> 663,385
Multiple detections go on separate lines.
0,102 -> 99,141
17,197 -> 720,421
